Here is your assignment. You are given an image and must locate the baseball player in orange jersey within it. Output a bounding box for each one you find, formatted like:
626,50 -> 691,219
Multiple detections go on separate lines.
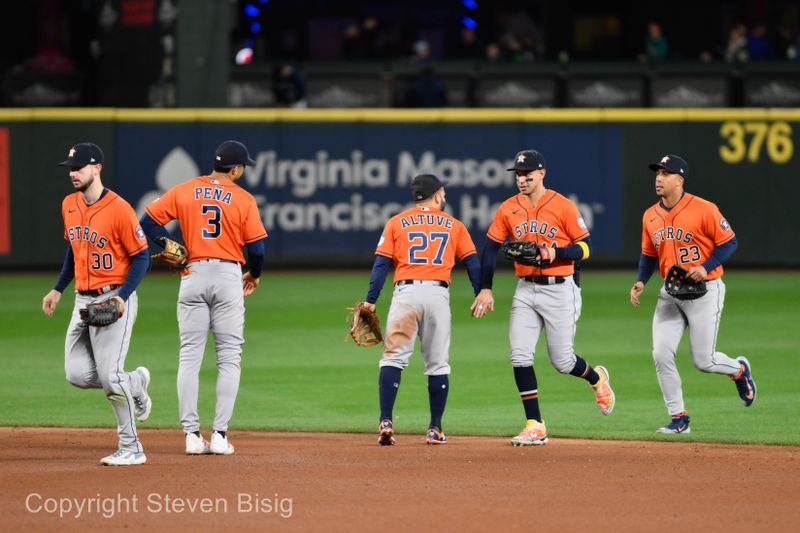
363,174 -> 481,445
141,140 -> 267,455
42,143 -> 152,466
471,149 -> 615,446
630,154 -> 756,434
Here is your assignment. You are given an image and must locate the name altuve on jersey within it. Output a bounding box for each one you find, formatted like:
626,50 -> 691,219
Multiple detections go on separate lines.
400,213 -> 454,229
652,226 -> 695,249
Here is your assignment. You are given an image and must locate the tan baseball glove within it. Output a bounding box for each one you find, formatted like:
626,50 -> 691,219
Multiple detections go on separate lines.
151,237 -> 188,270
347,302 -> 383,347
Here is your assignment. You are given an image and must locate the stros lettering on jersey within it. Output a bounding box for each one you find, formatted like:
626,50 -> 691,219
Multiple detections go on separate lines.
145,176 -> 267,264
376,206 -> 476,284
62,190 -> 148,291
641,193 -> 735,280
487,190 -> 589,277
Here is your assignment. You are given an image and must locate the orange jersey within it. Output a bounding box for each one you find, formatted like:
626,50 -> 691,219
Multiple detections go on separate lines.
641,193 -> 735,281
62,190 -> 148,292
376,206 -> 476,284
145,176 -> 267,264
487,190 -> 589,277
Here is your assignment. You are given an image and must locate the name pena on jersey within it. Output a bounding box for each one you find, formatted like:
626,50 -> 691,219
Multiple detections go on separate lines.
194,186 -> 233,204
67,225 -> 109,249
514,220 -> 558,240
652,226 -> 694,249
400,213 -> 453,229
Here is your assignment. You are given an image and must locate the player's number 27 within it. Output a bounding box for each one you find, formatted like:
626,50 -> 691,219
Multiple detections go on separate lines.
719,121 -> 793,164
408,232 -> 449,265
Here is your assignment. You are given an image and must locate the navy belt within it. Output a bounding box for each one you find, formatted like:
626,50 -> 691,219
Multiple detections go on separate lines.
521,276 -> 565,285
396,280 -> 449,288
78,284 -> 120,297
192,259 -> 239,265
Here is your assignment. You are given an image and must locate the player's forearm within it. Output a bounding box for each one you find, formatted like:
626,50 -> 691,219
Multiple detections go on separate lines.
117,250 -> 150,301
555,237 -> 592,261
702,237 -> 738,273
636,253 -> 658,284
365,255 -> 392,304
245,239 -> 266,278
462,254 -> 481,296
53,245 -> 75,293
139,213 -> 171,248
479,239 -> 501,290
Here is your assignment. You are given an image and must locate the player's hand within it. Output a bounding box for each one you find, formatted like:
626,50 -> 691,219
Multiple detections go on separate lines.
112,296 -> 125,317
686,265 -> 707,282
42,289 -> 62,317
360,302 -> 376,313
242,272 -> 260,296
471,289 -> 494,318
630,281 -> 645,307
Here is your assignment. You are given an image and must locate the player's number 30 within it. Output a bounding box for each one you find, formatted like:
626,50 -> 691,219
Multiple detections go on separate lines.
719,121 -> 793,164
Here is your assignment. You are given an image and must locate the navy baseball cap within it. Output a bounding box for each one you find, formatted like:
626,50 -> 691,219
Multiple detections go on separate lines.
58,143 -> 104,167
214,140 -> 256,168
410,174 -> 447,201
649,154 -> 688,178
507,149 -> 545,171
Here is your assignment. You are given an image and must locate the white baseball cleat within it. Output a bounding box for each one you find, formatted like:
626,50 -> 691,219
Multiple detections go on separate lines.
100,449 -> 147,466
210,431 -> 235,455
134,367 -> 152,422
185,432 -> 211,455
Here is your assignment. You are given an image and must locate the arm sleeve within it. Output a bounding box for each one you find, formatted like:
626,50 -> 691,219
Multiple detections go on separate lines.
636,253 -> 658,284
53,245 -> 75,293
117,249 -> 150,301
365,255 -> 393,304
139,212 -> 172,248
462,254 -> 481,296
702,237 -> 738,273
480,239 -> 502,290
555,236 -> 592,261
245,238 -> 266,278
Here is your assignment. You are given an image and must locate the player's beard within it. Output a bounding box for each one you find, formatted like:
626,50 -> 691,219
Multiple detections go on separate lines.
74,176 -> 94,192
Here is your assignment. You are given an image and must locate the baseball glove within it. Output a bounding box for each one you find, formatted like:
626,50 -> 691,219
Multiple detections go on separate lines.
502,241 -> 553,267
79,297 -> 122,327
151,237 -> 188,270
347,302 -> 383,347
664,264 -> 707,300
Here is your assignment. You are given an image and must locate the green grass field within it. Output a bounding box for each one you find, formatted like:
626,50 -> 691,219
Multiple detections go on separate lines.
1,270 -> 798,445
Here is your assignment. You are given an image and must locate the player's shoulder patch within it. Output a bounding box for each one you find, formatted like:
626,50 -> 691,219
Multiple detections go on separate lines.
135,226 -> 146,240
577,215 -> 588,231
719,218 -> 731,231
377,233 -> 385,248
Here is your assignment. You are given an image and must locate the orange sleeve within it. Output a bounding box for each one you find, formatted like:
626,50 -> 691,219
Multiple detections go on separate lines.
242,195 -> 268,243
641,210 -> 658,257
144,186 -> 178,226
706,204 -> 736,246
375,218 -> 396,258
454,221 -> 477,260
117,202 -> 149,256
486,204 -> 510,243
561,199 -> 590,242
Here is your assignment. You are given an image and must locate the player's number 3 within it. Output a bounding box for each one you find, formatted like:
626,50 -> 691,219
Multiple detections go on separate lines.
719,121 -> 793,164
201,204 -> 222,239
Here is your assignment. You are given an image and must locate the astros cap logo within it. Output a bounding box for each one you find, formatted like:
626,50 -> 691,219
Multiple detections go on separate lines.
660,156 -> 669,163
517,154 -> 526,163
69,148 -> 76,158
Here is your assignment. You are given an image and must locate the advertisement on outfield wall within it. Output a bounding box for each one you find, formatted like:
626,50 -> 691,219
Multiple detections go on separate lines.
113,124 -> 623,259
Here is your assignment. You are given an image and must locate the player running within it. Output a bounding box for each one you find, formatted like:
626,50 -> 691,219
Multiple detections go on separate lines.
42,142 -> 152,466
140,140 -> 267,455
471,149 -> 615,446
630,154 -> 756,434
362,174 -> 481,445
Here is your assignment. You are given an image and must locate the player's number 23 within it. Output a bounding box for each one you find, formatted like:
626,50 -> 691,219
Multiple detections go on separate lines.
719,121 -> 793,164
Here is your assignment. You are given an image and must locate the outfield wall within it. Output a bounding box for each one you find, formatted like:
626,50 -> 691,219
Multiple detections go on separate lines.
1,108 -> 798,268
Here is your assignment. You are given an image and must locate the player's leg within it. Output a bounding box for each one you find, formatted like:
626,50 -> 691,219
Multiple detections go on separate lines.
652,287 -> 689,417
538,279 -> 613,414
418,285 -> 450,444
683,279 -> 755,405
65,296 -> 101,389
377,286 -> 420,444
509,280 -> 547,445
91,291 -> 145,461
177,271 -> 211,437
208,265 -> 245,450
